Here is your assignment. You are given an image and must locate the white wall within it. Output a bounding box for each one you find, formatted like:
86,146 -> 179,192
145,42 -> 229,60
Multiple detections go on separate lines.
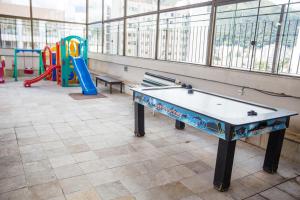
89,53 -> 300,162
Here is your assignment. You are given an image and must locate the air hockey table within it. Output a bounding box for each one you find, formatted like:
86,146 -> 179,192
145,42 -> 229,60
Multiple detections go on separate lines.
131,86 -> 297,191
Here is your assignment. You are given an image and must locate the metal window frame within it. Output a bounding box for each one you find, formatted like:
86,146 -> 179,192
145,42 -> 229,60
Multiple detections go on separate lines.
1,0 -> 300,77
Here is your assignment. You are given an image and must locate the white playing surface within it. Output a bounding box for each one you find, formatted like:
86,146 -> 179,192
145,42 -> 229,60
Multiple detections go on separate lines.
138,87 -> 275,122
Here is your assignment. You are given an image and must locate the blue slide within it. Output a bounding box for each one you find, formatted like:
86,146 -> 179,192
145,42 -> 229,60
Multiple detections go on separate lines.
71,57 -> 98,95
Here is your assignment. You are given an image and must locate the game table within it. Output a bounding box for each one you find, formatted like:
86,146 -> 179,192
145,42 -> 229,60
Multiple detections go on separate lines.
131,86 -> 297,191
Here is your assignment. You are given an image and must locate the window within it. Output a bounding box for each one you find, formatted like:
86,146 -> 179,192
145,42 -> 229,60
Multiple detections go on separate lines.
104,0 -> 124,20
127,0 -> 157,16
0,0 -> 30,17
88,23 -> 102,53
104,21 -> 123,55
32,20 -> 86,49
160,0 -> 210,10
158,6 -> 211,64
0,17 -> 31,49
32,0 -> 86,23
88,0 -> 102,23
126,15 -> 156,58
212,1 -> 260,70
212,0 -> 300,76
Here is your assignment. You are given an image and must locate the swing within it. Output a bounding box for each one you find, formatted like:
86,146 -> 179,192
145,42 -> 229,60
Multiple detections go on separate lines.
24,51 -> 34,75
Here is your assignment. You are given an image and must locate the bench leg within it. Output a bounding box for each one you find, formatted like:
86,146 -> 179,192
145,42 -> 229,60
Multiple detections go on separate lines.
120,83 -> 122,93
96,79 -> 98,87
263,129 -> 285,173
110,84 -> 112,94
213,139 -> 236,192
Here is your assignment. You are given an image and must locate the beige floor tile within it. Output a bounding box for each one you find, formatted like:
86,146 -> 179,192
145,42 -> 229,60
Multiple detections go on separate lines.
0,161 -> 24,179
0,175 -> 26,193
180,174 -> 214,194
66,188 -> 102,200
29,181 -> 63,200
120,174 -> 153,193
0,187 -> 37,200
73,151 -> 98,163
46,147 -> 71,158
158,182 -> 196,200
96,181 -> 131,200
21,151 -> 48,163
228,175 -> 271,199
54,164 -> 84,179
276,179 -> 300,199
260,187 -> 296,200
26,169 -> 57,186
78,160 -> 107,174
59,175 -> 92,194
87,169 -> 119,186
199,188 -> 234,200
184,160 -> 212,175
24,160 -> 52,174
67,144 -> 91,154
50,155 -> 76,168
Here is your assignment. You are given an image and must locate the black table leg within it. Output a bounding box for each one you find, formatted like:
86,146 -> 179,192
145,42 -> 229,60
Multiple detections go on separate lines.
175,120 -> 185,130
134,102 -> 145,137
120,83 -> 122,93
263,129 -> 285,173
110,84 -> 112,94
213,139 -> 236,192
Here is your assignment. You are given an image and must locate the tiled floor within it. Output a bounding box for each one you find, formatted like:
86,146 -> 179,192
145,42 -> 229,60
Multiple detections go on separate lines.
0,78 -> 299,200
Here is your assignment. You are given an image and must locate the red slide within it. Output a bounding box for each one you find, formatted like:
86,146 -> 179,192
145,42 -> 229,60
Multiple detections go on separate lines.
24,65 -> 56,87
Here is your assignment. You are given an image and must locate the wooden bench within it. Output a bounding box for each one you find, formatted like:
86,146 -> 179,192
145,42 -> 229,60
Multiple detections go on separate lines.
95,75 -> 123,94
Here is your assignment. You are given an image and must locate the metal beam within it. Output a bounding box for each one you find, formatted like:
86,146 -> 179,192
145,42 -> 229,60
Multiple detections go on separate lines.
102,0 -> 104,53
154,0 -> 160,60
123,0 -> 127,56
29,0 -> 34,49
206,1 -> 217,66
86,0 -> 89,40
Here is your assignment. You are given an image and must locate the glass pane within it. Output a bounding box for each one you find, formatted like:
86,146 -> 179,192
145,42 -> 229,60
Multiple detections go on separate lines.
276,1 -> 300,75
104,21 -> 124,55
32,0 -> 86,23
32,20 -> 86,49
126,15 -> 156,58
104,0 -> 124,20
212,1 -> 259,70
0,0 -> 30,17
160,0 -> 210,10
88,23 -> 102,53
0,17 -> 31,49
158,6 -> 211,64
127,0 -> 157,15
89,0 -> 102,23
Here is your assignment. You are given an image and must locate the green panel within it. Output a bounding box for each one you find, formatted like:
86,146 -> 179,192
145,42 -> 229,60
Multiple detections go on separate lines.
59,35 -> 88,87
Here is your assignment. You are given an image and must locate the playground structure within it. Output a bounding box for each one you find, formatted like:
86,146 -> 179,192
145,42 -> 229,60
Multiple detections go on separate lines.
13,49 -> 43,81
22,35 -> 97,95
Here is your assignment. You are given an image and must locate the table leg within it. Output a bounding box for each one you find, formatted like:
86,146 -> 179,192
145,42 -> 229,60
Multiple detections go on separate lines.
263,129 -> 285,173
134,102 -> 145,137
120,83 -> 122,93
96,79 -> 98,87
175,120 -> 185,130
213,139 -> 236,192
110,84 -> 112,94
